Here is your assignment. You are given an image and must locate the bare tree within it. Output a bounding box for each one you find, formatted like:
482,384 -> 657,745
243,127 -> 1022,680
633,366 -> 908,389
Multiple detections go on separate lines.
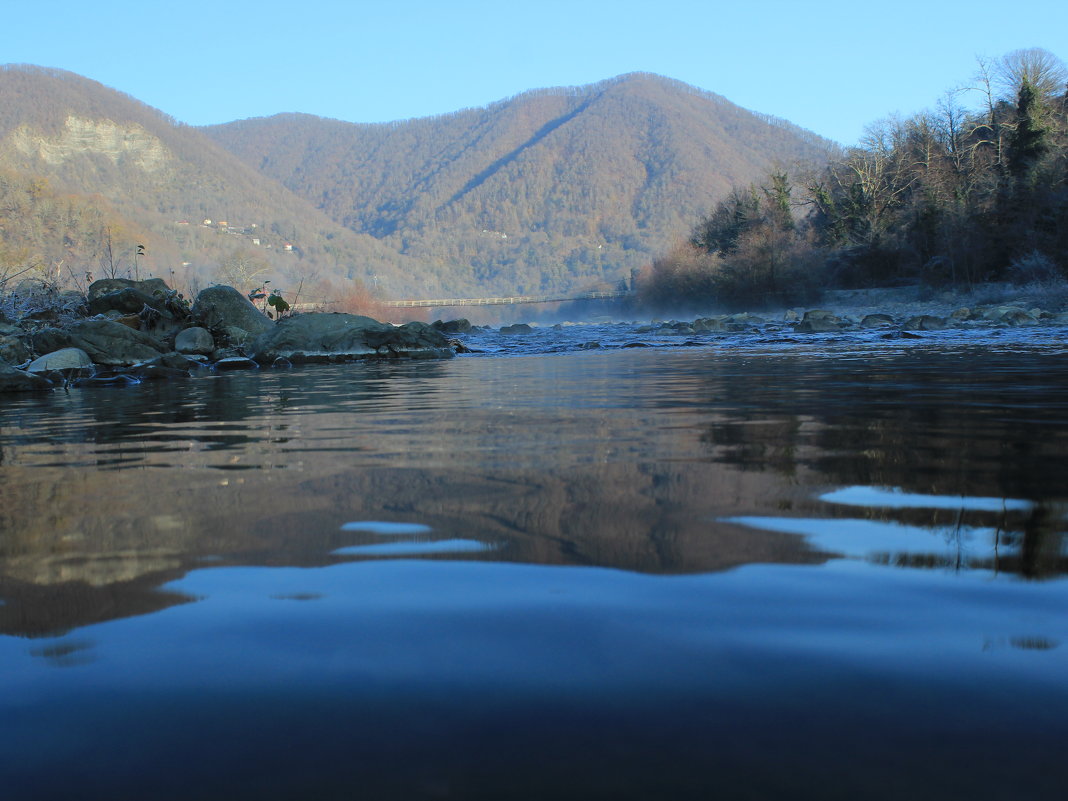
216,251 -> 270,289
995,48 -> 1068,101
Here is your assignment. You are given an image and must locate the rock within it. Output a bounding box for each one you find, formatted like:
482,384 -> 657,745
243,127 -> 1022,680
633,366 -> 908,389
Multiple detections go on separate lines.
1000,308 -> 1038,326
191,285 -> 273,337
432,318 -> 473,334
796,317 -> 841,333
977,305 -> 1036,325
158,352 -> 211,372
861,313 -> 895,328
130,353 -> 210,379
727,312 -> 765,325
250,313 -> 453,364
26,347 -> 94,373
661,323 -> 696,335
0,363 -> 53,393
782,310 -> 801,322
87,285 -> 168,317
215,357 -> 259,371
0,334 -> 30,364
31,327 -> 74,356
86,278 -> 189,337
66,319 -> 167,365
950,308 -> 972,321
87,277 -> 169,302
175,326 -> 215,355
903,315 -> 947,331
500,323 -> 533,335
692,317 -> 726,332
802,310 -> 839,322
796,309 -> 843,333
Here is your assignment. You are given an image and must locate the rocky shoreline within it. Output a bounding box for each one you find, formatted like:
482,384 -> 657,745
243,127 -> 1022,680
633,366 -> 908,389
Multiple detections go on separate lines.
0,278 -> 455,394
3,279 -> 1066,394
635,288 -> 1068,337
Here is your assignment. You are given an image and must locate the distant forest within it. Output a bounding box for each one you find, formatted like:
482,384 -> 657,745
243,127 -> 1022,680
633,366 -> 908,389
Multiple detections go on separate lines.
637,49 -> 1068,310
204,73 -> 833,298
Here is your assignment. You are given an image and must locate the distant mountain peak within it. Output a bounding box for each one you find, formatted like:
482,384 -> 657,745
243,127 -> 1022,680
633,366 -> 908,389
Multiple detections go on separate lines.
204,74 -> 834,296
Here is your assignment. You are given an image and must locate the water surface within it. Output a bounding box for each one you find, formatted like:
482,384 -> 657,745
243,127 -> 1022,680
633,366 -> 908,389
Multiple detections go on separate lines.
2,324 -> 1067,799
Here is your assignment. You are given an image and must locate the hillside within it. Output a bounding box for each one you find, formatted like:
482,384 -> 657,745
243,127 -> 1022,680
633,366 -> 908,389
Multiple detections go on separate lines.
1,66 -> 834,302
0,64 -> 425,298
205,73 -> 836,296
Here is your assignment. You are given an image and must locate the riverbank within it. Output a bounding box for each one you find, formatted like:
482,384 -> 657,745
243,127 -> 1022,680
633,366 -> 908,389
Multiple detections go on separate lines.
802,281 -> 1068,322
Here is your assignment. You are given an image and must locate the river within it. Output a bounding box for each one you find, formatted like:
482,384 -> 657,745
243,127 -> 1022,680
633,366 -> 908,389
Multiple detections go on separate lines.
2,321 -> 1067,800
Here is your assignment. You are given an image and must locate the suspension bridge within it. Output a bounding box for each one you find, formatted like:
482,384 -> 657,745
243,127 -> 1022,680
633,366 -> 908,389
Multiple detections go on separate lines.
381,289 -> 631,308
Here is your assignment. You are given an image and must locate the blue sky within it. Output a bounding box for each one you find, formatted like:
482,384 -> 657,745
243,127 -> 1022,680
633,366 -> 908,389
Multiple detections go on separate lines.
5,0 -> 1066,146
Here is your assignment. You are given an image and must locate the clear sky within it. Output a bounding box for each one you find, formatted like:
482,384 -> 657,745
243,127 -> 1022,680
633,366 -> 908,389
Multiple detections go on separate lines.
5,0 -> 1066,146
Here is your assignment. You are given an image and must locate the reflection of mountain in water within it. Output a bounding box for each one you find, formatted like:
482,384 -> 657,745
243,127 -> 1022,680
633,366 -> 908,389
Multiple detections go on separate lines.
0,455 -> 826,636
2,345 -> 1066,636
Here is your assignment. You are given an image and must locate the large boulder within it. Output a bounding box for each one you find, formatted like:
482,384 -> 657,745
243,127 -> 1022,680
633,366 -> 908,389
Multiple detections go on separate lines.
66,319 -> 167,366
26,347 -> 93,373
88,277 -> 170,302
87,279 -> 191,340
191,286 -> 273,338
861,313 -> 895,328
432,318 -> 473,334
250,313 -> 453,363
32,327 -> 74,355
795,309 -> 843,333
87,278 -> 171,316
0,362 -> 53,393
693,317 -> 728,333
500,323 -> 533,335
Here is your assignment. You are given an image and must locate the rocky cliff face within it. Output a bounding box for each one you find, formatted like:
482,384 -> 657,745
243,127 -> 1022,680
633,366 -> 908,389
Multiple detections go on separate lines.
8,115 -> 173,173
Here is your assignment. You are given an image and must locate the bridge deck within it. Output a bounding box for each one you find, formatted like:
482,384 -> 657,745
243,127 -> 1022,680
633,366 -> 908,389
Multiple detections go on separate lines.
382,290 -> 630,308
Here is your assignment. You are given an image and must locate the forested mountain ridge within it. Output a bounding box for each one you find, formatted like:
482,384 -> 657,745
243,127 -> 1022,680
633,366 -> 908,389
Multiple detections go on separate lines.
204,73 -> 836,296
1,65 -> 833,301
0,64 -> 425,297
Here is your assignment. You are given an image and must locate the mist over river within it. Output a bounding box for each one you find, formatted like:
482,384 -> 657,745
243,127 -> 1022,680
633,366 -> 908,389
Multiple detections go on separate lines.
2,321 -> 1067,800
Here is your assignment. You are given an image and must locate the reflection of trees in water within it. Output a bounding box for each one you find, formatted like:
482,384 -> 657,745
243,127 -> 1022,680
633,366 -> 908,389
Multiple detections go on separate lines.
863,503 -> 1068,579
694,352 -> 1068,579
1003,503 -> 1068,579
696,351 -> 1068,498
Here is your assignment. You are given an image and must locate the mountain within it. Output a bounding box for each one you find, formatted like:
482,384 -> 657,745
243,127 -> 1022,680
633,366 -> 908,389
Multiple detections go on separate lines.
1,66 -> 834,302
205,73 -> 836,297
0,64 -> 424,298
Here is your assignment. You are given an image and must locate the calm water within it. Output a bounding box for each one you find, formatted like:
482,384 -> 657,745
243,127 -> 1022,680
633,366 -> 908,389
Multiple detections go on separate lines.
2,323 -> 1068,800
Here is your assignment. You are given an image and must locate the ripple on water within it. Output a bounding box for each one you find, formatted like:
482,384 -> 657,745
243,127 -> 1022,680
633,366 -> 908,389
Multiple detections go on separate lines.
339,521 -> 434,535
332,540 -> 496,556
821,486 -> 1035,512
